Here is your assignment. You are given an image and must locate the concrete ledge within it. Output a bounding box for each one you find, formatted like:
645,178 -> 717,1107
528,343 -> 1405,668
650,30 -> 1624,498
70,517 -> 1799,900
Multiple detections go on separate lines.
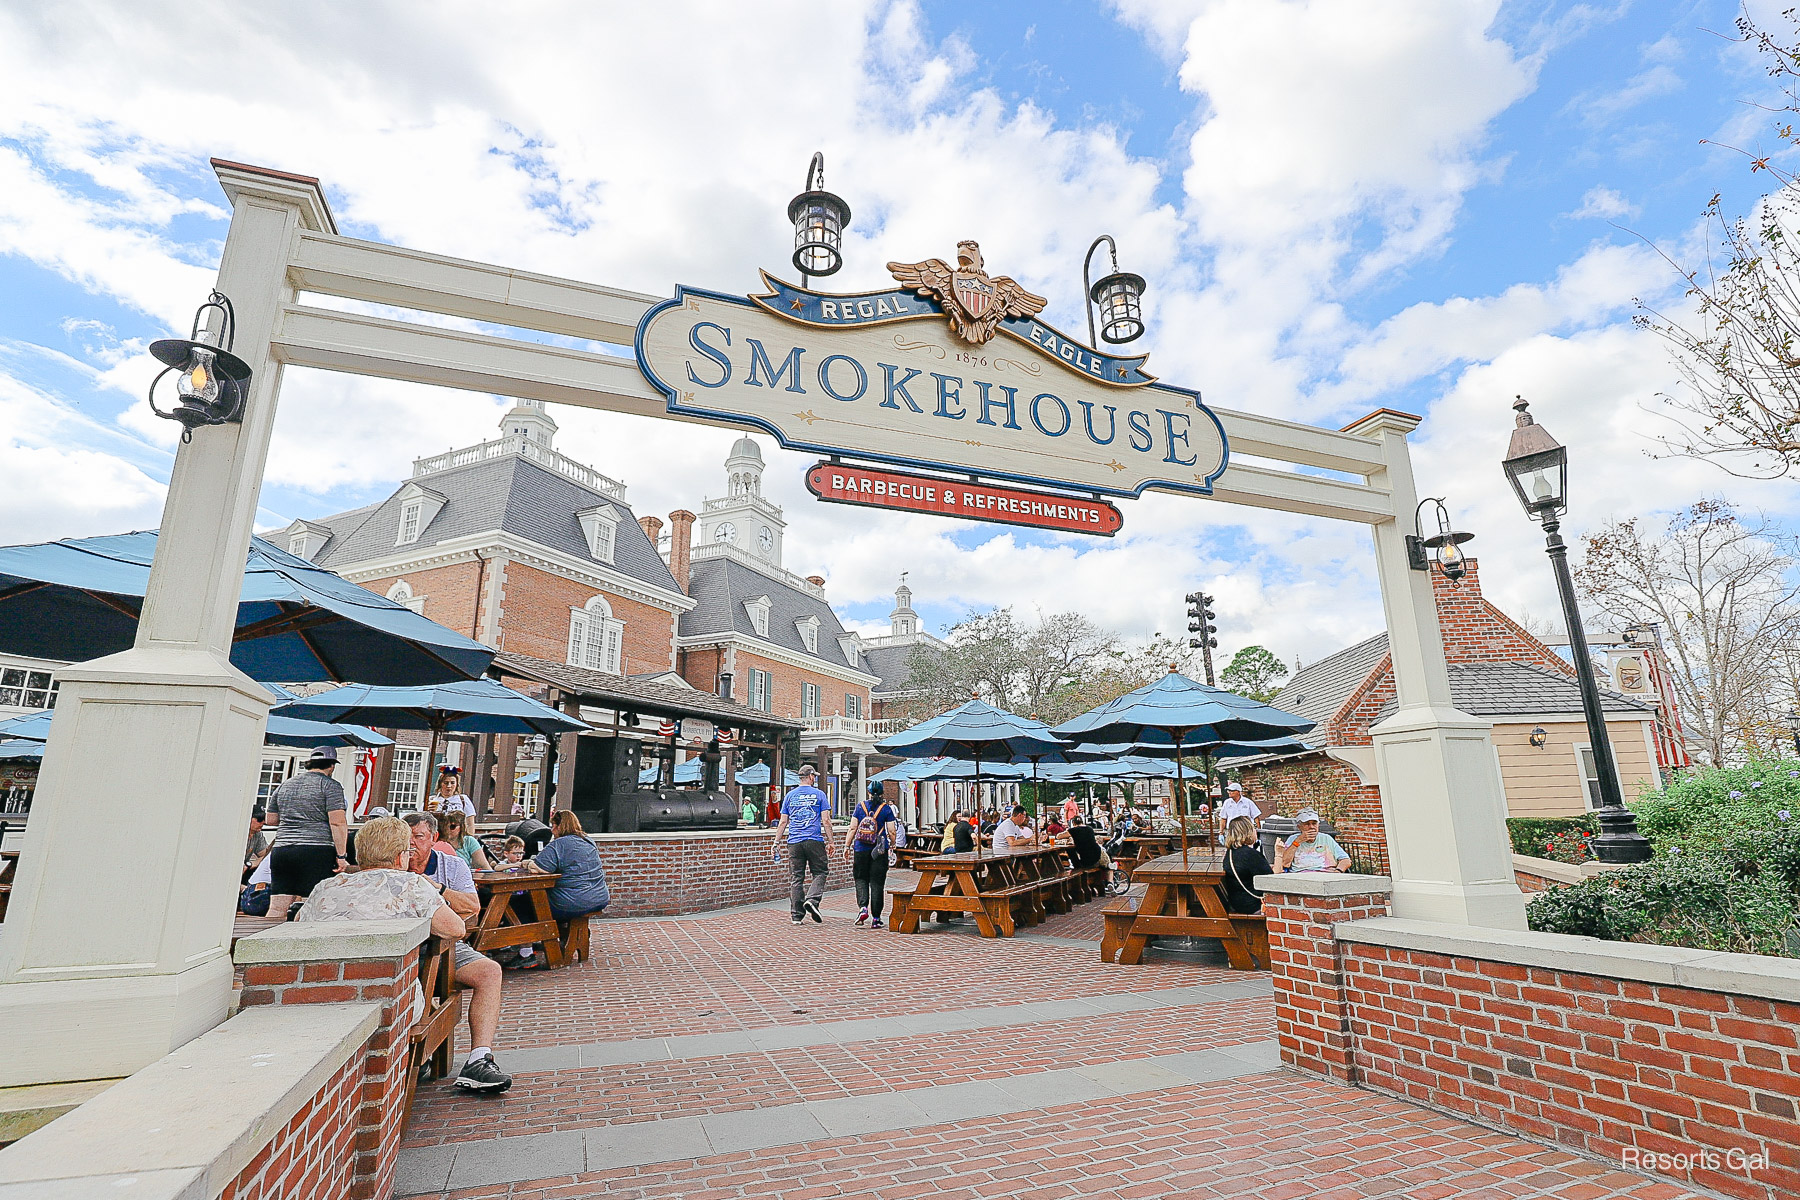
232,917 -> 430,965
1511,853 -> 1584,885
0,1079 -> 118,1145
1337,916 -> 1800,1003
1255,872 -> 1392,898
0,1002 -> 379,1196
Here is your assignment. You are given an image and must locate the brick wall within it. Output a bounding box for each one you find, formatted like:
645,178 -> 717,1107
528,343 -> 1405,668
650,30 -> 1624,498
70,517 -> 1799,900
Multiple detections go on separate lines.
359,560 -> 486,637
1431,559 -> 1570,672
1264,892 -> 1800,1200
594,829 -> 849,916
696,646 -> 872,721
237,932 -> 426,1200
1237,753 -> 1386,869
681,645 -> 726,695
494,560 -> 679,676
1260,879 -> 1394,1082
219,1048 -> 362,1199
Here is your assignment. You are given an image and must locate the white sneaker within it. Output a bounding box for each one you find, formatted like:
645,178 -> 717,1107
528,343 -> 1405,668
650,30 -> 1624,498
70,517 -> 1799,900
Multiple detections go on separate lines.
855,908 -> 870,927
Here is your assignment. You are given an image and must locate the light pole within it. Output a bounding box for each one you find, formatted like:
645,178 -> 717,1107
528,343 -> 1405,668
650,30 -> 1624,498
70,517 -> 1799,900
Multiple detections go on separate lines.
1502,397 -> 1651,863
1784,711 -> 1800,759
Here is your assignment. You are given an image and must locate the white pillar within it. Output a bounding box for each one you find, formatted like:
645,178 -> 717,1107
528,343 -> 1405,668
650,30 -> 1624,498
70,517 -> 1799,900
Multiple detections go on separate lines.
1346,410 -> 1526,930
855,752 -> 867,813
0,163 -> 331,1084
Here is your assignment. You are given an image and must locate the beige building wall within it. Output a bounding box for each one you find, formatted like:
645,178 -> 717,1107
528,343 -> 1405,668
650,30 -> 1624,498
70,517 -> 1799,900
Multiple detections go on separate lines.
1492,717 -> 1659,818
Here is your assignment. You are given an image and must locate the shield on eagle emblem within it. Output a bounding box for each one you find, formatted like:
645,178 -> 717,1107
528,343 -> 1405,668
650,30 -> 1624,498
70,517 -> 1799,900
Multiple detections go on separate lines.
953,273 -> 996,320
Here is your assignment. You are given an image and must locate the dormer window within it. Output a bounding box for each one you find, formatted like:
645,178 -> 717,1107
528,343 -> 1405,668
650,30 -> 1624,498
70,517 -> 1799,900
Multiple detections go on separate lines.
397,501 -> 422,546
392,482 -> 446,549
797,615 -> 820,654
288,533 -> 307,557
576,505 -> 619,565
838,633 -> 861,666
746,596 -> 772,638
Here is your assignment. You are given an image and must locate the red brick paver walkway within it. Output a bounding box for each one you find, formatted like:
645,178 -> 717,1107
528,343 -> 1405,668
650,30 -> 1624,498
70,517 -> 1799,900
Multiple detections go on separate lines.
399,893 -> 1710,1200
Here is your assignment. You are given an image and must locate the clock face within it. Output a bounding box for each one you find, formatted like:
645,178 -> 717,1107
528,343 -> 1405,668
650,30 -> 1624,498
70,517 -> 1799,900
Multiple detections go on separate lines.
758,526 -> 774,554
715,522 -> 736,544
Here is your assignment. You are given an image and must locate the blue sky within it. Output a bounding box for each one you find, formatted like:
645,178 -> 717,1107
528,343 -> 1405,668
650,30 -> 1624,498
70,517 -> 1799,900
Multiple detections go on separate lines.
1,1 -> 1796,670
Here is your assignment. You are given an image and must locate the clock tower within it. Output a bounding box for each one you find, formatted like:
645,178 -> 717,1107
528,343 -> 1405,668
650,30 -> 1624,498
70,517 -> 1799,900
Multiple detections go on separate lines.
699,435 -> 786,566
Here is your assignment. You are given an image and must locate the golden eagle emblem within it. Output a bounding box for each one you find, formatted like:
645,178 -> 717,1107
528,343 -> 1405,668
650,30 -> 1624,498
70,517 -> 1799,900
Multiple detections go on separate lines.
887,241 -> 1047,346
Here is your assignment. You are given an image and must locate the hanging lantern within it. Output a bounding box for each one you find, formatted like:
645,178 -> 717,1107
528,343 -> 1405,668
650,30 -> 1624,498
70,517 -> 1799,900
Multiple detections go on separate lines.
1501,396 -> 1569,522
147,291 -> 253,442
1082,234 -> 1147,345
1406,497 -> 1475,582
787,152 -> 851,279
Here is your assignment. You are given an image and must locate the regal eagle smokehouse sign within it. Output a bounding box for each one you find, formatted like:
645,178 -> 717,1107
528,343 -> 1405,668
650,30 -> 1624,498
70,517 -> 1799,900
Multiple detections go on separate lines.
634,241 -> 1228,498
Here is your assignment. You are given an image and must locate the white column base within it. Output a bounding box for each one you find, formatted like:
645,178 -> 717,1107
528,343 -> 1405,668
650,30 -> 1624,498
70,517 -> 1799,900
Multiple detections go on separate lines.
0,646 -> 271,1086
1370,705 -> 1528,931
0,958 -> 233,1087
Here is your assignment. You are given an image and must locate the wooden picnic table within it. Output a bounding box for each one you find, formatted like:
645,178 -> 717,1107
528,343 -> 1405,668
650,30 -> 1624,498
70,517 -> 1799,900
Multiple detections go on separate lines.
889,844 -> 1103,938
1100,851 -> 1268,971
469,868 -> 565,968
1113,835 -> 1176,876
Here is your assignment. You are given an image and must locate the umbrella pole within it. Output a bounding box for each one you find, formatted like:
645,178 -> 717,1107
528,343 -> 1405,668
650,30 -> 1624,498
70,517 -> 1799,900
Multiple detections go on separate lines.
424,723 -> 442,813
973,751 -> 982,859
1175,732 -> 1188,867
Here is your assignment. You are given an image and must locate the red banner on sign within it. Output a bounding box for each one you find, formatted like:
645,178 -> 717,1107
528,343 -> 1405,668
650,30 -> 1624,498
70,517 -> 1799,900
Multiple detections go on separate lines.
805,462 -> 1123,537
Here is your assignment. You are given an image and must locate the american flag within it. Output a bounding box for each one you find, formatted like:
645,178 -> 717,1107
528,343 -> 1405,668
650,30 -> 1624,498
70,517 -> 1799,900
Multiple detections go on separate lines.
659,718 -> 676,738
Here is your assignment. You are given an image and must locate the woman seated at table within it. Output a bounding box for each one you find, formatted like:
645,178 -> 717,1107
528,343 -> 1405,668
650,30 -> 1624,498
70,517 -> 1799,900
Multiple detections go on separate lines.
520,809 -> 611,921
438,810 -> 492,870
1220,816 -> 1275,913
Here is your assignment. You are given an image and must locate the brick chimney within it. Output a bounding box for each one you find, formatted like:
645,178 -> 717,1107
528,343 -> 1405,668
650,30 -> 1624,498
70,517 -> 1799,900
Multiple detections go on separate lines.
667,510 -> 695,592
1429,557 -> 1569,673
805,575 -> 825,588
638,514 -> 663,546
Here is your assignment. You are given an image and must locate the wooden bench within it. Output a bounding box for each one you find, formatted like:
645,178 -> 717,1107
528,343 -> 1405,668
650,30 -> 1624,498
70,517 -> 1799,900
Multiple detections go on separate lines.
557,914 -> 593,965
402,934 -> 465,1127
1230,913 -> 1271,970
1100,895 -> 1140,963
886,889 -> 913,929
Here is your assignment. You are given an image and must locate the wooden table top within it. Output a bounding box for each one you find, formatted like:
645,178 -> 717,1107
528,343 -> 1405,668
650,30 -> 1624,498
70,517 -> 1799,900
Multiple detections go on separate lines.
911,845 -> 1067,867
1130,850 -> 1227,882
471,868 -> 558,888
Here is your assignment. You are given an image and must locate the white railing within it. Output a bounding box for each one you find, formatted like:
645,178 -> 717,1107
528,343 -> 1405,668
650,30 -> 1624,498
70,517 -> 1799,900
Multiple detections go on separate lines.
701,492 -> 781,514
691,542 -> 827,597
413,435 -> 627,500
802,715 -> 902,740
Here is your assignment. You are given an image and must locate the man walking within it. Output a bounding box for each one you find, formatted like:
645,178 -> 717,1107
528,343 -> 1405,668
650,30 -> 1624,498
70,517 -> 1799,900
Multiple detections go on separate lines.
774,764 -> 833,924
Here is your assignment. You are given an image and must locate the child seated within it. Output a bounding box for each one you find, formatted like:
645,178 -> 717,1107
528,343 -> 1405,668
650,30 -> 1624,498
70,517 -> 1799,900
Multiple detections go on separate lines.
501,836 -> 526,866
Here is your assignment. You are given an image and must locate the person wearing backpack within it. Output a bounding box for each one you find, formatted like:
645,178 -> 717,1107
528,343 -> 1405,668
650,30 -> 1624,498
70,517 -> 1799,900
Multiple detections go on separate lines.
843,780 -> 899,929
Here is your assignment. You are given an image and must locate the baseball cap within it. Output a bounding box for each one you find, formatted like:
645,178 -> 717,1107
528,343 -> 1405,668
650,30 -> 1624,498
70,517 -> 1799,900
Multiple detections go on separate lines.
1295,807 -> 1320,823
307,745 -> 340,765
1226,782 -> 1243,793
798,764 -> 817,777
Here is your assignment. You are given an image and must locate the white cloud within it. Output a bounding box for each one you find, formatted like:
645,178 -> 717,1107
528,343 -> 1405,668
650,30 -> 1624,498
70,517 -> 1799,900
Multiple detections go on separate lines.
1569,185 -> 1638,220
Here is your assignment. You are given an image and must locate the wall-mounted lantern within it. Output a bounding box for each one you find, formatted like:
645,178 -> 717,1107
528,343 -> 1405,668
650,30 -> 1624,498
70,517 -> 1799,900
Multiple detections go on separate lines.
147,291 -> 253,442
1529,726 -> 1548,749
1406,497 -> 1474,582
788,152 -> 851,282
1082,234 -> 1146,345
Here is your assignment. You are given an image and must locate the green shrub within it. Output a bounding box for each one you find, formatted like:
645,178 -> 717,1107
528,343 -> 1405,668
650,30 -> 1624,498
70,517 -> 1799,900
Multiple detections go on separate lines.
1526,828 -> 1800,957
1506,815 -> 1596,857
1629,758 -> 1800,849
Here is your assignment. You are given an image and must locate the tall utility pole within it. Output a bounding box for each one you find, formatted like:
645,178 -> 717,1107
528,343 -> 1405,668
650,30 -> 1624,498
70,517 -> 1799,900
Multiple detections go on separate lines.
1185,591 -> 1218,685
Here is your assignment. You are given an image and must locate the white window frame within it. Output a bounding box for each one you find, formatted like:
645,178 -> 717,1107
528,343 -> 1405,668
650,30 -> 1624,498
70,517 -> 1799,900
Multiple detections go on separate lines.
288,532 -> 308,558
388,746 -> 427,812
0,665 -> 58,711
748,668 -> 772,713
396,500 -> 423,547
257,756 -> 290,804
797,616 -> 819,654
386,580 -> 425,615
568,595 -> 625,674
801,682 -> 820,718
846,693 -> 861,720
1572,742 -> 1620,811
576,505 -> 619,565
746,596 -> 771,638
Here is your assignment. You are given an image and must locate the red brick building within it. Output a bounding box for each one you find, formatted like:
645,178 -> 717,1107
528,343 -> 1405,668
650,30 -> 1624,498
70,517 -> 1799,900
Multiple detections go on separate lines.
278,405 -> 883,810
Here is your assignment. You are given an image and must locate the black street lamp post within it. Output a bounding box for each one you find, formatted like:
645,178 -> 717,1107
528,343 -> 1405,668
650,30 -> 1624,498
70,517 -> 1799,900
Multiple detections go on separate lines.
1502,397 -> 1652,864
1785,710 -> 1800,758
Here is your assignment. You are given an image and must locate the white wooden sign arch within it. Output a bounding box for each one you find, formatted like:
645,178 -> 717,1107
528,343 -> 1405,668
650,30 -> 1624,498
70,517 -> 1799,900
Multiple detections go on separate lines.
0,159 -> 1526,1088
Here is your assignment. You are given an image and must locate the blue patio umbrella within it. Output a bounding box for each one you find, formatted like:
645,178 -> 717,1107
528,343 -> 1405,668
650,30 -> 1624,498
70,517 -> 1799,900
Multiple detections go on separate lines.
1054,671 -> 1315,862
735,762 -> 801,788
878,699 -> 1065,855
0,740 -> 42,760
0,531 -> 494,685
0,711 -> 54,742
262,714 -> 394,750
276,678 -> 588,799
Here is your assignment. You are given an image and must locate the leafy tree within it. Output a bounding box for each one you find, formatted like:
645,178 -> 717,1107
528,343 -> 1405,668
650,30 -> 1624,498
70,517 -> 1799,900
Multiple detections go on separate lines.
1218,645 -> 1287,701
896,607 -> 1119,724
1575,501 -> 1800,765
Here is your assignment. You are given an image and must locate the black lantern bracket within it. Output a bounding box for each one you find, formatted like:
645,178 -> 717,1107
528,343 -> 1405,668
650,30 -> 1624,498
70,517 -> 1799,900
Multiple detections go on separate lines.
787,152 -> 852,283
1082,234 -> 1147,346
1405,496 -> 1474,582
147,290 -> 254,442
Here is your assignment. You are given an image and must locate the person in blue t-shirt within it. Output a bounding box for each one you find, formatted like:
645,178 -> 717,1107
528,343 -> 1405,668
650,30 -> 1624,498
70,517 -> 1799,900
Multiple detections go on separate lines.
774,764 -> 835,924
